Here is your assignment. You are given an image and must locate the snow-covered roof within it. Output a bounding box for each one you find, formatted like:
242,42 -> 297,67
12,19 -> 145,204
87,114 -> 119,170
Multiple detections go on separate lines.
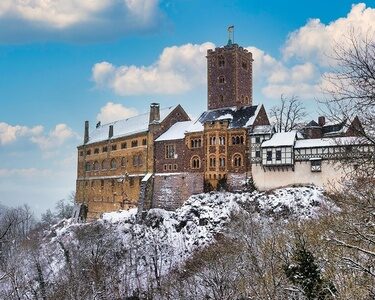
86,105 -> 177,145
261,131 -> 297,147
155,121 -> 194,142
295,136 -> 366,148
198,105 -> 259,128
185,119 -> 204,133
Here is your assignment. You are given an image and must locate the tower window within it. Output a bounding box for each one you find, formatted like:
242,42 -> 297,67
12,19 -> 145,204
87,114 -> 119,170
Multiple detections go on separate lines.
242,60 -> 248,70
218,55 -> 225,67
218,76 -> 225,84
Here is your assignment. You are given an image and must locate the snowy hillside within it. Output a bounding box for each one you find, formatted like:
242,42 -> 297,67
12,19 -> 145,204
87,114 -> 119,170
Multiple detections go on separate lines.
0,186 -> 338,299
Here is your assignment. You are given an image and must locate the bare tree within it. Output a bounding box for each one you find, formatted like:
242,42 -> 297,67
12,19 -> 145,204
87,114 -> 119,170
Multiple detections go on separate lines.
322,31 -> 375,145
270,95 -> 307,132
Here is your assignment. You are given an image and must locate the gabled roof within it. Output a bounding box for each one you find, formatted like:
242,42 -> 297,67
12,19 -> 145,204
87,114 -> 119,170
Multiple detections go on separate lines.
198,105 -> 259,128
305,120 -> 319,127
262,131 -> 297,147
86,105 -> 178,145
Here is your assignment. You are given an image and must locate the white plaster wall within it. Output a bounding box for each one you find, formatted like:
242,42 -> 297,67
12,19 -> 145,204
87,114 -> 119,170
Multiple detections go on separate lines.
252,161 -> 348,191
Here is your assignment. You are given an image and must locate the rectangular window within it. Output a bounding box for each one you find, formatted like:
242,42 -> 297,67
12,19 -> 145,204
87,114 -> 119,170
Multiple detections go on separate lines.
266,151 -> 272,161
86,149 -> 91,155
131,140 -> 138,147
276,150 -> 282,161
142,138 -> 147,146
255,136 -> 261,143
255,150 -> 260,158
311,160 -> 322,172
121,142 -> 127,149
102,146 -> 108,152
165,144 -> 176,159
111,144 -> 117,151
94,148 -> 99,154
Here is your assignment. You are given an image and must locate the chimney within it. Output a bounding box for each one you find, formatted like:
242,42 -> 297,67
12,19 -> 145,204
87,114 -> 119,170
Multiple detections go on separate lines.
149,103 -> 160,124
108,125 -> 114,139
84,121 -> 89,144
318,116 -> 326,127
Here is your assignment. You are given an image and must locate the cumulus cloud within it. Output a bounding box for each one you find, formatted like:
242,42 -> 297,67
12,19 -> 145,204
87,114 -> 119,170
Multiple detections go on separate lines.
92,42 -> 215,95
0,122 -> 43,145
91,4 -> 374,100
30,123 -> 76,151
97,102 -> 138,124
0,121 -> 76,152
283,3 -> 375,66
0,0 -> 162,42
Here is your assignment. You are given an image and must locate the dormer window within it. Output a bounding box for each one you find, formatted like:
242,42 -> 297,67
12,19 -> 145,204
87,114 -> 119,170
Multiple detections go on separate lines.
218,55 -> 225,67
218,75 -> 225,84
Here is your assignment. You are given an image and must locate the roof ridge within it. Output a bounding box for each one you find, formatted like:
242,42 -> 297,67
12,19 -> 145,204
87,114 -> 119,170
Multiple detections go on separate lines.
98,105 -> 177,127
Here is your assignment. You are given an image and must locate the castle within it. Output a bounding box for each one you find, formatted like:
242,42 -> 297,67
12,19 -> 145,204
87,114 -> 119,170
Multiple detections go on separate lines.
75,38 -> 370,220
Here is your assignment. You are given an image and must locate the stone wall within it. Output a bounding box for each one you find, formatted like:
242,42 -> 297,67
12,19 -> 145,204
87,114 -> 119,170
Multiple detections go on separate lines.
152,173 -> 204,210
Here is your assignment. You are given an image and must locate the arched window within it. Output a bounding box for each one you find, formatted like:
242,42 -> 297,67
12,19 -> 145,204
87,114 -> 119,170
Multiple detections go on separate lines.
110,158 -> 117,169
233,154 -> 243,167
245,96 -> 249,102
191,156 -> 201,169
219,157 -> 226,167
218,75 -> 225,84
235,136 -> 240,144
102,159 -> 109,170
218,55 -> 225,67
240,136 -> 244,144
219,95 -> 224,102
209,156 -> 216,168
121,157 -> 126,167
93,161 -> 99,171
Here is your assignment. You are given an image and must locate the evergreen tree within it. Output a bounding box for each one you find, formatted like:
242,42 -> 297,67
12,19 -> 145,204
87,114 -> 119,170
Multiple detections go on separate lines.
284,237 -> 336,299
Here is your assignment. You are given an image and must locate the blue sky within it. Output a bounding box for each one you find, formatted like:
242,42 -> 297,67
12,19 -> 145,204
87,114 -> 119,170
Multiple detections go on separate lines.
1,0 -> 374,216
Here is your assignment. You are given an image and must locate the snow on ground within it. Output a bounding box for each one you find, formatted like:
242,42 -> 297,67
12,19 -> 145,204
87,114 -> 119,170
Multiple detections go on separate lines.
37,186 -> 337,295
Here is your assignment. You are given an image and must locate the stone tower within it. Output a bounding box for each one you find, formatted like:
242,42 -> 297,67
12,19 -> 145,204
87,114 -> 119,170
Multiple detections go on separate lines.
207,43 -> 253,110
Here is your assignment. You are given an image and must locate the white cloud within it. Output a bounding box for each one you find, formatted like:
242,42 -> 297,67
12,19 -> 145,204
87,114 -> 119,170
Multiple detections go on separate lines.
283,3 -> 375,66
97,102 -> 138,124
0,122 -> 43,145
0,0 -> 162,42
0,121 -> 76,153
30,123 -> 75,151
92,42 -> 215,95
